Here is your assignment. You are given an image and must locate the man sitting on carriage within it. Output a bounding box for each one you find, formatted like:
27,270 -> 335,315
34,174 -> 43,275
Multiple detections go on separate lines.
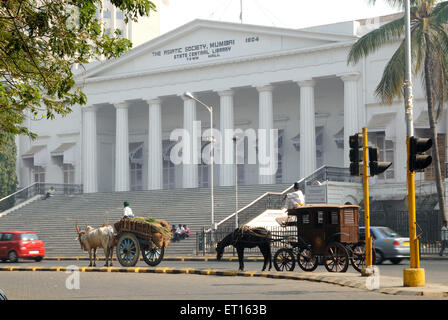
283,182 -> 305,212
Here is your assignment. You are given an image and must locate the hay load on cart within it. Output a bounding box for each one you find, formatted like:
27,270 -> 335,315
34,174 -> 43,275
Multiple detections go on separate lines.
114,217 -> 172,267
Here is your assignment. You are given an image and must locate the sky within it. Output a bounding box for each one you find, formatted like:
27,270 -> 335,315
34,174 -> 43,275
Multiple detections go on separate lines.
159,0 -> 402,34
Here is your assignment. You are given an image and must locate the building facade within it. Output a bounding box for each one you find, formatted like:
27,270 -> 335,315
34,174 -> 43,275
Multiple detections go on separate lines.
97,0 -> 161,48
16,15 -> 448,206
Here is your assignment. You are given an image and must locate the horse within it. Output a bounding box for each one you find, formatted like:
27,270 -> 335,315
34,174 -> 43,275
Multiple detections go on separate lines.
215,226 -> 272,271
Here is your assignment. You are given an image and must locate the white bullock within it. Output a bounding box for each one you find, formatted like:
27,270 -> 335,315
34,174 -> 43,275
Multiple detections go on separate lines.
75,223 -> 116,267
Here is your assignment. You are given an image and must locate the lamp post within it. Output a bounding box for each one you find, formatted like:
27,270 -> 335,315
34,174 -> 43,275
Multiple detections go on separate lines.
183,92 -> 215,230
233,136 -> 239,228
403,0 -> 425,287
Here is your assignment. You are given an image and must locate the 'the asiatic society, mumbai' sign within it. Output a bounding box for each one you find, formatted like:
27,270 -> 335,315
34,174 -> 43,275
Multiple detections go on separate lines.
151,36 -> 260,62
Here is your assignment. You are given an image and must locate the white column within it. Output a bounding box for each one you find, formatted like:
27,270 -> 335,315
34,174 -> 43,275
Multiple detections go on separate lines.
181,95 -> 198,188
218,89 -> 235,186
298,80 -> 316,178
257,85 -> 276,184
82,106 -> 98,193
146,98 -> 163,190
341,73 -> 361,167
114,102 -> 130,192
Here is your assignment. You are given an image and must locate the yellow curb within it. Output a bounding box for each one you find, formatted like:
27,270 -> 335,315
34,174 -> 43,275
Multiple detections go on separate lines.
220,270 -> 237,276
239,271 -> 257,277
178,268 -> 193,274
200,269 -> 212,275
163,268 -> 176,274
32,267 -> 43,271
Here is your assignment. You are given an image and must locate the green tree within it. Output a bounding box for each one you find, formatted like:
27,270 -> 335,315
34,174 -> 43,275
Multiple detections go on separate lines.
0,134 -> 18,211
348,0 -> 448,223
0,0 -> 156,146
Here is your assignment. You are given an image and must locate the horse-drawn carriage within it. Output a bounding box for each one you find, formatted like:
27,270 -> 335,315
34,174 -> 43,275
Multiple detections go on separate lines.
273,205 -> 368,273
114,218 -> 170,267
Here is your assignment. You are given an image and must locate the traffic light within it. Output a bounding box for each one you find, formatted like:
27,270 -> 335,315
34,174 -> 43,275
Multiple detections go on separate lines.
349,134 -> 362,176
409,136 -> 432,172
368,147 -> 392,176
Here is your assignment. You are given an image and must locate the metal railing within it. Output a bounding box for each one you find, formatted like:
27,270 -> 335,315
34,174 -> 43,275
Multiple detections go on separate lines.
0,183 -> 83,213
215,166 -> 360,232
195,226 -> 296,256
197,165 -> 361,255
196,211 -> 446,256
359,209 -> 444,255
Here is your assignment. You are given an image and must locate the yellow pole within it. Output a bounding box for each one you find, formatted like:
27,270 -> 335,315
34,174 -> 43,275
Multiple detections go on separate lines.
362,127 -> 372,268
404,137 -> 425,286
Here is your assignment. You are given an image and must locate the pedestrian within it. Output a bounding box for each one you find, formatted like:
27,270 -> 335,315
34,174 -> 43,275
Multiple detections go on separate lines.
123,201 -> 135,218
283,182 -> 305,212
171,224 -> 177,241
184,225 -> 190,239
440,221 -> 448,256
175,224 -> 185,241
43,186 -> 55,200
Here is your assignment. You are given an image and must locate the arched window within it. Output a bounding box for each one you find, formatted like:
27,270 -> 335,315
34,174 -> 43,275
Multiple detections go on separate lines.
163,140 -> 177,189
129,142 -> 143,191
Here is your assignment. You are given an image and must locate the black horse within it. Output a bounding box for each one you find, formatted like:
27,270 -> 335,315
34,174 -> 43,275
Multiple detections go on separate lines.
215,227 -> 272,271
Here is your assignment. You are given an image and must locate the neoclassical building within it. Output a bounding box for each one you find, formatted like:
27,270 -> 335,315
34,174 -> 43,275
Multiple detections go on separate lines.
16,14 -> 447,206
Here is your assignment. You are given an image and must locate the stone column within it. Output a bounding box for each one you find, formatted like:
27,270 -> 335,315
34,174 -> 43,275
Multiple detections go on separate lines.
257,85 -> 276,184
181,95 -> 198,188
82,105 -> 98,193
114,101 -> 130,192
341,73 -> 360,167
146,98 -> 163,190
218,89 -> 235,186
298,80 -> 316,178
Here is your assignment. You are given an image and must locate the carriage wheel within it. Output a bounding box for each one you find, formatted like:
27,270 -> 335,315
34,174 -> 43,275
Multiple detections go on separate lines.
297,247 -> 319,272
142,245 -> 165,267
116,233 -> 140,267
273,248 -> 295,271
324,242 -> 349,273
350,242 -> 366,273
350,242 -> 376,272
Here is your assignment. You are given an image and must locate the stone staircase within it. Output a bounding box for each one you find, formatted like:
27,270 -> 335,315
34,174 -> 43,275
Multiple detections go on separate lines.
0,184 -> 290,257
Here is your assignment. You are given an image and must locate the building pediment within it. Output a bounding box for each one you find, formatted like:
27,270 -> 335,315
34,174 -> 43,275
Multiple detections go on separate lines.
79,19 -> 355,82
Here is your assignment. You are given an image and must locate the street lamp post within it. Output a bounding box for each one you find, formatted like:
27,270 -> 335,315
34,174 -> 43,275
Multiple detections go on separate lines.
233,136 -> 239,228
403,0 -> 425,287
183,92 -> 215,230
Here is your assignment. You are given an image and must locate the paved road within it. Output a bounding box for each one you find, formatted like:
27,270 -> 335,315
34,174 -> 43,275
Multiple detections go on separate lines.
0,270 -> 443,301
0,258 -> 447,300
1,258 -> 447,285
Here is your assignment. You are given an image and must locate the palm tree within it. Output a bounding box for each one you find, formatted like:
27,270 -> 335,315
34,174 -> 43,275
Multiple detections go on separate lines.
348,0 -> 448,223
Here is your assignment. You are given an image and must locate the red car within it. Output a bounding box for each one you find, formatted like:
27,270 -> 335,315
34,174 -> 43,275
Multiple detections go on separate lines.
0,231 -> 45,262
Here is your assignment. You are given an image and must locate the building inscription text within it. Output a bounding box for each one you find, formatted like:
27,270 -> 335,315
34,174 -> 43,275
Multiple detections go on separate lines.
152,37 -> 259,62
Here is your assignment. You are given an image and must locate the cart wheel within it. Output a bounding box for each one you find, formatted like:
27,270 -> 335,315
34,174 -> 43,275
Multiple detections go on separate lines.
142,245 -> 165,267
116,233 -> 140,267
324,242 -> 349,272
297,247 -> 319,272
350,242 -> 366,273
273,248 -> 295,271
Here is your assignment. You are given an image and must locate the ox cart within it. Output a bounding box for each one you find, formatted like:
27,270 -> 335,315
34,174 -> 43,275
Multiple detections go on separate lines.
114,218 -> 169,267
273,205 -> 371,273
